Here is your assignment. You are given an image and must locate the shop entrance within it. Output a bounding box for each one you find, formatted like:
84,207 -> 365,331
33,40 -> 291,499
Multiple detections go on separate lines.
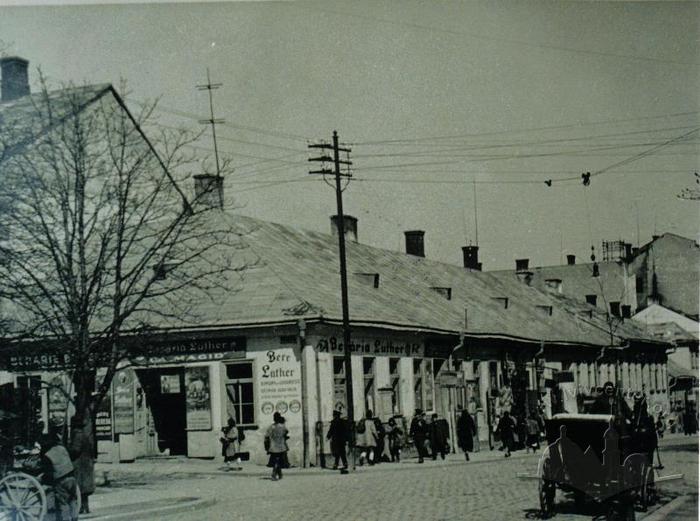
136,368 -> 187,456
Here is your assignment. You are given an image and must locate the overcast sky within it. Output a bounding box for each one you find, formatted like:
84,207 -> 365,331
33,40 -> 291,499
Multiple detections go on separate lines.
1,0 -> 698,270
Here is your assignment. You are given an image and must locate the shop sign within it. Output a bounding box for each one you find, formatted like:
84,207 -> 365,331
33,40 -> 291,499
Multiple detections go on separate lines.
185,366 -> 212,431
113,370 -> 135,434
438,371 -> 459,387
317,337 -> 423,357
131,336 -> 246,366
259,350 -> 302,417
7,352 -> 71,371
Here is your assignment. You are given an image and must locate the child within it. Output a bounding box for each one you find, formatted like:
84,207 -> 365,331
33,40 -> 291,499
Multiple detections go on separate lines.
386,417 -> 404,462
220,417 -> 241,470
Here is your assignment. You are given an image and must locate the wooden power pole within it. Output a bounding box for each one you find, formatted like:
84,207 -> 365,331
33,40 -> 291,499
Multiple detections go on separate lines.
309,131 -> 355,469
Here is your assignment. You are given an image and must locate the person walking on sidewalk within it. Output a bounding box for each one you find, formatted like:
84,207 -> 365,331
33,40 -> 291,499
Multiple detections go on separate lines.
429,413 -> 449,460
68,416 -> 95,514
496,410 -> 516,457
456,409 -> 476,461
525,415 -> 541,453
265,413 -> 289,481
355,410 -> 379,466
326,410 -> 349,470
220,417 -> 242,470
409,409 -> 428,463
386,417 -> 404,462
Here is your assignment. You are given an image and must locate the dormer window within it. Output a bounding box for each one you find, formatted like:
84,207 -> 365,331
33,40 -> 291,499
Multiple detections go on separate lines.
535,305 -> 553,316
492,297 -> 509,309
430,287 -> 452,300
153,261 -> 176,281
353,272 -> 379,288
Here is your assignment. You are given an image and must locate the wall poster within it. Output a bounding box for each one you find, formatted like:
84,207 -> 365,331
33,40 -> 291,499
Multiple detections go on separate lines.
113,369 -> 135,434
185,366 -> 212,431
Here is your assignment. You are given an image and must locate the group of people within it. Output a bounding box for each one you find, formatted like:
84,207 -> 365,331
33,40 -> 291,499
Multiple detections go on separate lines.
221,412 -> 291,481
494,411 -> 543,457
24,415 -> 96,521
324,408 -> 479,469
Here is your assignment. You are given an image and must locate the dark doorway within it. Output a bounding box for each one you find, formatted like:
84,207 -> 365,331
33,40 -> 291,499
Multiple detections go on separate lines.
135,368 -> 187,456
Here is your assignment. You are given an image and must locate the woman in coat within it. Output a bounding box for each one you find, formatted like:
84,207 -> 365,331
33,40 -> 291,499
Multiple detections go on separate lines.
68,416 -> 95,515
456,410 -> 476,461
265,413 -> 289,481
355,410 -> 378,466
428,413 -> 449,460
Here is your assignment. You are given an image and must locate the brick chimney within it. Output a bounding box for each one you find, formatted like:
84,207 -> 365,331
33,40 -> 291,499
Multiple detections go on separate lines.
1,57 -> 30,103
330,215 -> 358,243
462,245 -> 481,270
193,174 -> 224,210
404,230 -> 425,257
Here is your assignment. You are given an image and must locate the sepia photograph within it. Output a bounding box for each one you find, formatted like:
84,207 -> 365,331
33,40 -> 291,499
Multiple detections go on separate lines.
0,1 -> 698,520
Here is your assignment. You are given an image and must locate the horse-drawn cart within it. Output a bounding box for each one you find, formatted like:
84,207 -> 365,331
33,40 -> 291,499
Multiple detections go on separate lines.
519,412 -> 683,520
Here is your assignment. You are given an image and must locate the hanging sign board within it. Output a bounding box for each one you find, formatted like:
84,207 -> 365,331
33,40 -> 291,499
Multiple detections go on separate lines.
185,366 -> 212,431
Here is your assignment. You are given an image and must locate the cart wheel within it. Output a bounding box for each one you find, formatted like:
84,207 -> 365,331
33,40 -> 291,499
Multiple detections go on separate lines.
539,478 -> 555,518
0,472 -> 47,521
639,466 -> 655,511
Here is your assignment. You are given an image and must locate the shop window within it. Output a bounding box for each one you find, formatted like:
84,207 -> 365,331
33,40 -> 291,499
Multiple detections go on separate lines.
413,359 -> 423,411
363,358 -> 376,414
333,357 -> 347,414
489,361 -> 498,390
692,351 -> 699,370
16,375 -> 43,440
389,358 -> 401,415
423,359 -> 435,412
225,362 -> 255,426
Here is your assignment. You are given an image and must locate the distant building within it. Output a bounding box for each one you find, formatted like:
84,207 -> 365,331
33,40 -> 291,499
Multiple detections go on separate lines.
627,233 -> 700,320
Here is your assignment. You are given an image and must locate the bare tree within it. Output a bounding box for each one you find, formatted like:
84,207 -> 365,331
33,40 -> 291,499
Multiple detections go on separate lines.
0,76 -> 252,462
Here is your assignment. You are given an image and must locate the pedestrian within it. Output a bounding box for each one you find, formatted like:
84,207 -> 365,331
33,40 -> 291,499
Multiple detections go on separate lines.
355,410 -> 378,466
265,413 -> 289,481
525,415 -> 541,453
39,420 -> 78,521
496,410 -> 515,457
326,410 -> 349,470
456,409 -> 476,461
220,417 -> 242,470
429,413 -> 448,460
68,416 -> 95,514
386,417 -> 404,462
409,409 -> 428,463
372,416 -> 386,464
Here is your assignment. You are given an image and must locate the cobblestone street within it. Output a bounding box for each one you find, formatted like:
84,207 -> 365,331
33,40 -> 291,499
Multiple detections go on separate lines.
99,437 -> 697,521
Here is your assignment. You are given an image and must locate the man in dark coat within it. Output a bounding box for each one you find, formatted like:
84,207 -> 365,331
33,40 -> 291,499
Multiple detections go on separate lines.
456,410 -> 476,461
429,413 -> 449,460
40,427 -> 78,521
326,410 -> 349,470
409,409 -> 428,463
496,410 -> 515,457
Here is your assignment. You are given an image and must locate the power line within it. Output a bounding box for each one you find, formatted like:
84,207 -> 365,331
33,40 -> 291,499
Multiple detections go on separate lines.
292,4 -> 695,67
354,111 -> 700,146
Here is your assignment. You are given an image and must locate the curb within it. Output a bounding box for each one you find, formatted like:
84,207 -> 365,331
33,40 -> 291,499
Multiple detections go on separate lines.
640,495 -> 692,521
100,451 -> 539,480
83,497 -> 216,521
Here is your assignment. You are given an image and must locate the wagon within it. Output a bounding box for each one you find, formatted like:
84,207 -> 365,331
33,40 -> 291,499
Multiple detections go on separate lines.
519,412 -> 683,520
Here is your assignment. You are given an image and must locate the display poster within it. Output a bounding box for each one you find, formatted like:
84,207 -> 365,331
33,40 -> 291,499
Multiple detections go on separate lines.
185,366 -> 212,431
113,369 -> 134,434
160,374 -> 181,394
95,368 -> 112,440
47,375 -> 69,423
259,350 -> 302,418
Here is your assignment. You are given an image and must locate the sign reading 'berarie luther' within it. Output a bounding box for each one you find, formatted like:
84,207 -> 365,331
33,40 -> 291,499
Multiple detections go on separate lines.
317,336 -> 423,357
131,336 -> 246,365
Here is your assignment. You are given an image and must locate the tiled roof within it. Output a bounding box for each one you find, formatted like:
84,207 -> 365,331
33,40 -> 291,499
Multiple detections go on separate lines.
137,211 -> 661,348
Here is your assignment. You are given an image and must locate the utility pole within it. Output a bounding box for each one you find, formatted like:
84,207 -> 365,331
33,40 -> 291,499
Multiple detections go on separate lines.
308,131 -> 355,469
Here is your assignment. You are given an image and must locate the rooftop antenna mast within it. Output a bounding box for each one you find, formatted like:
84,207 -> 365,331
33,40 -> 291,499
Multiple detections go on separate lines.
197,68 -> 224,177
